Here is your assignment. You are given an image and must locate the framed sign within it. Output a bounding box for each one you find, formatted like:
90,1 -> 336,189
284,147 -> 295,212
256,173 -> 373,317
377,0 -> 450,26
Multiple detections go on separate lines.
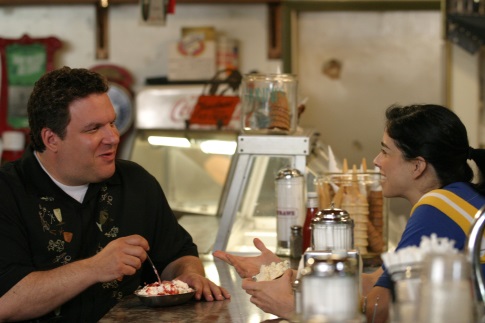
0,34 -> 61,133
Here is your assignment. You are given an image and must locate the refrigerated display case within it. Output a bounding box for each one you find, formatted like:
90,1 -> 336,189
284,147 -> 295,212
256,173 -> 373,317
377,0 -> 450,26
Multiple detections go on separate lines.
129,85 -> 331,255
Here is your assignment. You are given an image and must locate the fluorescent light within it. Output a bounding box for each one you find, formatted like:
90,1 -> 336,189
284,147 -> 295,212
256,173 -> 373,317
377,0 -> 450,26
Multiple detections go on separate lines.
148,136 -> 191,148
200,140 -> 236,155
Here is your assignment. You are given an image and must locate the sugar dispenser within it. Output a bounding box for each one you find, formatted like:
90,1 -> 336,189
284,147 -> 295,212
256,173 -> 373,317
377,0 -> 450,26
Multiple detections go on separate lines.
300,253 -> 362,322
311,204 -> 354,251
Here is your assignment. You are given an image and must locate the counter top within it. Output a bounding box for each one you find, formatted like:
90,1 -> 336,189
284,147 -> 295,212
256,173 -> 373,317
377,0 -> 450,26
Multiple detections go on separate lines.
100,256 -> 283,322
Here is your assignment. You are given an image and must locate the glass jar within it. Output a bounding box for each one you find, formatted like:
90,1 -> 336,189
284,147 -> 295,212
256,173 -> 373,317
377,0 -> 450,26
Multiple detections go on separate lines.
311,204 -> 354,251
240,73 -> 298,134
300,254 -> 361,322
315,171 -> 388,265
275,168 -> 305,256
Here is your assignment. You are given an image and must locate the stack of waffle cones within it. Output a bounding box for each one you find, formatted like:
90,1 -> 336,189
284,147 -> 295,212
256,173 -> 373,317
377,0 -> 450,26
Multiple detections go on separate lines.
341,165 -> 370,254
316,159 -> 385,255
268,91 -> 290,131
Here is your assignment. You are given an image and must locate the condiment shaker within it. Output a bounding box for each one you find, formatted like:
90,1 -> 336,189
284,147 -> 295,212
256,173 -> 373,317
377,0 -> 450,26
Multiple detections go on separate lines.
275,168 -> 305,256
311,204 -> 354,251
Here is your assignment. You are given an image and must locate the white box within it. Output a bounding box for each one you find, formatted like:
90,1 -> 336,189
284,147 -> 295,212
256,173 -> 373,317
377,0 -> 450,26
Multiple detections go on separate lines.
168,38 -> 216,81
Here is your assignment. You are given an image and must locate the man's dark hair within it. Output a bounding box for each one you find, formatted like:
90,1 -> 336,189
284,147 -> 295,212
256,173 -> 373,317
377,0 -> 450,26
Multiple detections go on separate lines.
27,66 -> 109,152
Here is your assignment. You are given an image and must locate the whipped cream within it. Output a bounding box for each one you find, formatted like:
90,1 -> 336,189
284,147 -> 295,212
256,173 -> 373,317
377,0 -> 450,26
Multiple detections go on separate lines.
137,279 -> 194,296
253,260 -> 290,282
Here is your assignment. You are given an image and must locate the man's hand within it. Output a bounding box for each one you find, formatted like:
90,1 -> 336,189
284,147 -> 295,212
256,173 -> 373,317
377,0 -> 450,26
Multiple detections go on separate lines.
212,238 -> 281,278
161,255 -> 230,302
89,234 -> 149,282
176,272 -> 231,302
0,234 -> 150,321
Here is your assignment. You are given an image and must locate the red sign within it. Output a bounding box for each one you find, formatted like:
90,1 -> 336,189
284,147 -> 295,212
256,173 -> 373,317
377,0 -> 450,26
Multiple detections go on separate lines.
189,95 -> 239,126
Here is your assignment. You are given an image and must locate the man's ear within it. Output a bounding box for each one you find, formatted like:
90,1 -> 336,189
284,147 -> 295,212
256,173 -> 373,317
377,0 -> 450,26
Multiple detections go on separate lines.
412,156 -> 427,178
41,128 -> 60,152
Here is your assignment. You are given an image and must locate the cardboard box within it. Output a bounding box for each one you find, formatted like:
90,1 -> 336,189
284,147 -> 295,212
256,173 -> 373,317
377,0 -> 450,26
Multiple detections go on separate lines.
168,35 -> 216,81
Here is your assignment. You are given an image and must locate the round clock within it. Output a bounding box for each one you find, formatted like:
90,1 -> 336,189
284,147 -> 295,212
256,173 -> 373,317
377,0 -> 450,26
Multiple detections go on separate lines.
90,64 -> 135,136
108,82 -> 134,136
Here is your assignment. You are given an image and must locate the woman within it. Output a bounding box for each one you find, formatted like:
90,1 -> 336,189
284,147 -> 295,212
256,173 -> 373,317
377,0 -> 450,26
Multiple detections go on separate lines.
213,103 -> 485,322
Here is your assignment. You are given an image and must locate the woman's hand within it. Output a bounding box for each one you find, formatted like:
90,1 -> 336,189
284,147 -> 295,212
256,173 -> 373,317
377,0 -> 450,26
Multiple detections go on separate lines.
213,238 -> 281,278
241,269 -> 295,319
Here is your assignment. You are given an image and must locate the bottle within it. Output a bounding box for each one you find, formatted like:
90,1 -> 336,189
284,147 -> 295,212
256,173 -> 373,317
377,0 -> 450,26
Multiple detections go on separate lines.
303,192 -> 319,252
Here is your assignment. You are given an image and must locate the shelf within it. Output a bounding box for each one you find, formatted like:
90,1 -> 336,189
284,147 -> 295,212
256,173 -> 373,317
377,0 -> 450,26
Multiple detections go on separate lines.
0,0 -> 279,4
1,0 -> 282,59
447,13 -> 485,54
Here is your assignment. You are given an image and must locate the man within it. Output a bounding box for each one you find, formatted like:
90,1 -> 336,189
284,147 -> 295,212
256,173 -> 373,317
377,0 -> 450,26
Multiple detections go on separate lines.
0,67 -> 229,322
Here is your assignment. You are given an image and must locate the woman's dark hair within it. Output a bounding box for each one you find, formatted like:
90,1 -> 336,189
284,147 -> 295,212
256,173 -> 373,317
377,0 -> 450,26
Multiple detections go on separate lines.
385,103 -> 485,193
27,66 -> 109,152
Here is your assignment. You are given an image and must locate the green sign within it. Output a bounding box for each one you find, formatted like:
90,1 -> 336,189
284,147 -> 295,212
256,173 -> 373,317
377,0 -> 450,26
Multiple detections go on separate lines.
6,43 -> 46,128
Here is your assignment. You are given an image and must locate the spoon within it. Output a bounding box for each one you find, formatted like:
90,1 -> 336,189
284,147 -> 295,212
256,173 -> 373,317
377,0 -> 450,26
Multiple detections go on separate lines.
146,254 -> 162,284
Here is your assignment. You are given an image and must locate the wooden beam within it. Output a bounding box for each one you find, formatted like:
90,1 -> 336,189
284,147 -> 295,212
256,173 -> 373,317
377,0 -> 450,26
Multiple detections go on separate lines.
96,0 -> 109,59
267,2 -> 282,59
0,0 -> 280,4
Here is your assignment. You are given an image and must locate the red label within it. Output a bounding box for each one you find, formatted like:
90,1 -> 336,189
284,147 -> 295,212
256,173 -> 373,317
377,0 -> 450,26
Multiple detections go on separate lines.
189,95 -> 239,126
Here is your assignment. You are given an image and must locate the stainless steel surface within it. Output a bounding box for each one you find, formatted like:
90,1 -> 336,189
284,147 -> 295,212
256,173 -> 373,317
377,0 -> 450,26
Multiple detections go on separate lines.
466,204 -> 485,303
311,205 -> 354,251
214,129 -> 318,253
100,257 -> 280,322
303,249 -> 361,272
313,205 -> 351,223
275,168 -> 304,180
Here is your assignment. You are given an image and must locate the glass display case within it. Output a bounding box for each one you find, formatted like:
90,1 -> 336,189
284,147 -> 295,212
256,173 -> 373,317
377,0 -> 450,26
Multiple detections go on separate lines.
130,85 -> 332,255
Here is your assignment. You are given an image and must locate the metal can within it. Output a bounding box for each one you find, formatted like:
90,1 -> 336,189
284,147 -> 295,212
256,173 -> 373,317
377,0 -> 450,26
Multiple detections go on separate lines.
275,168 -> 305,256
